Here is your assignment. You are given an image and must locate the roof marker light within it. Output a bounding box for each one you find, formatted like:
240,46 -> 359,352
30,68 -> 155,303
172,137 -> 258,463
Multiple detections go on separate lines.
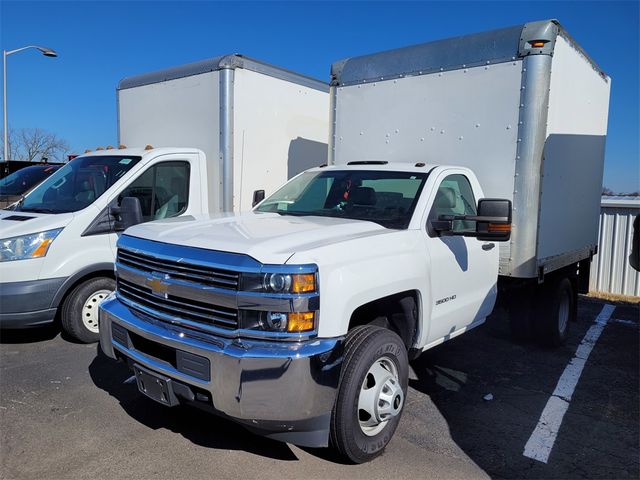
529,40 -> 548,48
145,144 -> 154,150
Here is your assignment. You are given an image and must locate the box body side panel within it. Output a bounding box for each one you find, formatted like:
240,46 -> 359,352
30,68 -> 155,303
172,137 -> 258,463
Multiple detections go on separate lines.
232,69 -> 329,212
118,71 -> 221,213
333,61 -> 522,268
537,35 -> 611,266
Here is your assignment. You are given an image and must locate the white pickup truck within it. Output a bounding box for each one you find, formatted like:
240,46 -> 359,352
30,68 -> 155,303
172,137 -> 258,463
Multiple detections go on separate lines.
99,161 -> 511,461
99,19 -> 609,462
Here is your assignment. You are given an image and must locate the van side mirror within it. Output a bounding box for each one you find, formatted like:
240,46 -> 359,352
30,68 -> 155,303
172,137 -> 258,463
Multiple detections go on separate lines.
252,189 -> 265,207
111,196 -> 144,231
475,198 -> 512,241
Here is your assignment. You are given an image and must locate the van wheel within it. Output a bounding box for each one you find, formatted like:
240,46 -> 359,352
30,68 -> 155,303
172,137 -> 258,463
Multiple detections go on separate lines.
330,326 -> 408,463
61,277 -> 115,343
535,277 -> 574,347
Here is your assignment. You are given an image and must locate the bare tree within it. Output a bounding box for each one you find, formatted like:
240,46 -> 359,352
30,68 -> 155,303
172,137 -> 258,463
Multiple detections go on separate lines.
17,128 -> 69,162
1,128 -> 70,162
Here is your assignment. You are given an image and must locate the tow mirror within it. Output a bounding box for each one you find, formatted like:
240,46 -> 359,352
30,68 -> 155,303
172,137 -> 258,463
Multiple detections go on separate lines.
432,198 -> 511,241
111,196 -> 144,231
475,198 -> 512,241
252,189 -> 265,207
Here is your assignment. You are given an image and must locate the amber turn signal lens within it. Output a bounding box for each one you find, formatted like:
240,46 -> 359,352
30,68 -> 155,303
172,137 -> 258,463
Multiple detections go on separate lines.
31,238 -> 54,258
488,223 -> 511,232
287,312 -> 315,332
291,274 -> 316,293
530,40 -> 546,48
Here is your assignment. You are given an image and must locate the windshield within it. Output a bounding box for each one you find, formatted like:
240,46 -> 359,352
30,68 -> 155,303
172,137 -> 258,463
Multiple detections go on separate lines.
14,155 -> 142,214
256,169 -> 428,229
0,165 -> 59,196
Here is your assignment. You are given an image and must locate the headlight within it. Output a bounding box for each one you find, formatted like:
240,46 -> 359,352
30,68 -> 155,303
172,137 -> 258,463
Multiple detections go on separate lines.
0,228 -> 63,262
241,270 -> 317,293
239,311 -> 316,333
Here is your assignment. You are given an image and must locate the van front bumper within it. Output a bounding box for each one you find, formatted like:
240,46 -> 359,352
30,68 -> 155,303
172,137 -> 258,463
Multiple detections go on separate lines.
0,278 -> 64,328
99,295 -> 343,447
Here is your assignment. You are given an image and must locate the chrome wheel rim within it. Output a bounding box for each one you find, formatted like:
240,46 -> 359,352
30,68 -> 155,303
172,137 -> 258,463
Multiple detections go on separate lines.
558,293 -> 570,335
81,289 -> 111,333
358,356 -> 404,437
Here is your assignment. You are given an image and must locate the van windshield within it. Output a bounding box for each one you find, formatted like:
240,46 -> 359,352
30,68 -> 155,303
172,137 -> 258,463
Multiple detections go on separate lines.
0,165 -> 60,196
256,169 -> 428,229
14,155 -> 142,214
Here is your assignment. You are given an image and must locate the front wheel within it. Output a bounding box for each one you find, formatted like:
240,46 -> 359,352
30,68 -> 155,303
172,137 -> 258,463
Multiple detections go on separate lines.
330,326 -> 408,463
61,277 -> 115,343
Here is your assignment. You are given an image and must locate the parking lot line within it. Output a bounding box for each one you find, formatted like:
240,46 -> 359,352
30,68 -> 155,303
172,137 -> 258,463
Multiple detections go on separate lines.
523,303 -> 616,464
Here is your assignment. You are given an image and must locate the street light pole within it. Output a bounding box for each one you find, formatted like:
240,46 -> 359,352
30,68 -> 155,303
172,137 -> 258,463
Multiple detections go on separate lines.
3,50 -> 8,162
2,45 -> 57,161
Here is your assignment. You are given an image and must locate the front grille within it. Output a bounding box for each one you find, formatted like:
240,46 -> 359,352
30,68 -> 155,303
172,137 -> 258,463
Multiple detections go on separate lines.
117,248 -> 240,290
117,277 -> 238,330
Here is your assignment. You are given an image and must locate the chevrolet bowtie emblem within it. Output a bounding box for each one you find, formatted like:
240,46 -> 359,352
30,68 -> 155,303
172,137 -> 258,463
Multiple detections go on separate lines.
145,275 -> 170,298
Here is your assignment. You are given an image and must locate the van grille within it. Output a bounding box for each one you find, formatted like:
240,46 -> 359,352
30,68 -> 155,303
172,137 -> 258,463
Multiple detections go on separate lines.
117,277 -> 238,330
117,248 -> 240,290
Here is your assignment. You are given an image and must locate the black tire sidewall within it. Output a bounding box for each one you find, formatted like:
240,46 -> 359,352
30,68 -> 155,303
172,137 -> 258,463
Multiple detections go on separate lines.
537,277 -> 574,346
552,279 -> 573,342
61,277 -> 115,343
333,328 -> 408,463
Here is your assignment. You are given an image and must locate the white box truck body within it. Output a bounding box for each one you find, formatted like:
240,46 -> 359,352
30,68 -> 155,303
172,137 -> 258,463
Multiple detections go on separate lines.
330,19 -> 610,280
98,20 -> 611,462
0,55 -> 329,343
118,54 -> 329,213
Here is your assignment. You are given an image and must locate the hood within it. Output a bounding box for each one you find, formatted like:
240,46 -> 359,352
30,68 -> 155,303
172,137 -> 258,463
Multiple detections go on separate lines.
0,209 -> 75,239
125,212 -> 391,264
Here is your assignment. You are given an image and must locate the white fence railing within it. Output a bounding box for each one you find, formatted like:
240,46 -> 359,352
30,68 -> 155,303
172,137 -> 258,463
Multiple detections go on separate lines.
589,197 -> 640,298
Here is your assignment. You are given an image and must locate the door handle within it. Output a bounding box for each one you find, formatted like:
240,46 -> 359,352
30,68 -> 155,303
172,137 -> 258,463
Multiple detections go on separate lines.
482,243 -> 495,251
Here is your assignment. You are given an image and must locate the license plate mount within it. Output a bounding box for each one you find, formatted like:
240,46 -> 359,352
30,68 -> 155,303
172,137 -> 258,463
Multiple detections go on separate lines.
133,364 -> 179,407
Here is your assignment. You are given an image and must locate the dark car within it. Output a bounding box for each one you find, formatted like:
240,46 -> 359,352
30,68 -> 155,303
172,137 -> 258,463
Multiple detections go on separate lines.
0,164 -> 62,209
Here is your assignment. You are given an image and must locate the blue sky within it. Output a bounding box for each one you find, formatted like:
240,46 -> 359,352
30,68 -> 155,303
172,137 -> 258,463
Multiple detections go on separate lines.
1,0 -> 638,192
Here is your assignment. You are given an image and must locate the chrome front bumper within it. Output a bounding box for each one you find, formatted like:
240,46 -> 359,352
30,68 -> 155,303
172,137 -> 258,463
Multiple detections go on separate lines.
99,295 -> 343,447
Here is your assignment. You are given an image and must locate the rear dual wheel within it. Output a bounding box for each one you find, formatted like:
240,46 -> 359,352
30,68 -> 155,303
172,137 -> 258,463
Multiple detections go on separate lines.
507,277 -> 575,347
330,326 -> 408,463
534,277 -> 575,347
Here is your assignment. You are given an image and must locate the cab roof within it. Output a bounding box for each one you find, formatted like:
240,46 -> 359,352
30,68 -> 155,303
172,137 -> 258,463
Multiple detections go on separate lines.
76,147 -> 202,158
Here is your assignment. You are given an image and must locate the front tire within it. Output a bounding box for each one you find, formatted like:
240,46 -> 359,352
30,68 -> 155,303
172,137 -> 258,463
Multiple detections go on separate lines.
61,277 -> 115,343
330,326 -> 408,463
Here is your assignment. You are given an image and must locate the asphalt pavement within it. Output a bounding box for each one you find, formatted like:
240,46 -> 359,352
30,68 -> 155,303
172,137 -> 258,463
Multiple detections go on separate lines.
1,297 -> 638,479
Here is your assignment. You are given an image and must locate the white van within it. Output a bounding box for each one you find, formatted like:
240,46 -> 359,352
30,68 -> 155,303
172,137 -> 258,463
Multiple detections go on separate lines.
0,54 -> 328,342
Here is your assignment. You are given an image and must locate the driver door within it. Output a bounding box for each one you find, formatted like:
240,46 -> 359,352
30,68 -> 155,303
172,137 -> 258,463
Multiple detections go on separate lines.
107,158 -> 194,255
424,172 -> 498,344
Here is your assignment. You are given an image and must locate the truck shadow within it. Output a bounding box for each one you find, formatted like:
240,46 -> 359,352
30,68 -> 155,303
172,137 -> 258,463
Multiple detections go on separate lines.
88,347 -> 299,461
0,324 -> 60,344
405,299 -> 616,478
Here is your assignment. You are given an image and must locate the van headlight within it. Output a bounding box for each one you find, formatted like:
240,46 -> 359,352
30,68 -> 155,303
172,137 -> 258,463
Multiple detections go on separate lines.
0,228 -> 63,262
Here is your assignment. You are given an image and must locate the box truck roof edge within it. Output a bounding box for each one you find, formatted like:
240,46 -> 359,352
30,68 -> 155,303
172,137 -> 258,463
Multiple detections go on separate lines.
117,54 -> 328,92
330,19 -> 608,86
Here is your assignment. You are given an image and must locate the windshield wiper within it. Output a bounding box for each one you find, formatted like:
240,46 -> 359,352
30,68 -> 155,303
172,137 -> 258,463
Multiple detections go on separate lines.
19,207 -> 60,214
